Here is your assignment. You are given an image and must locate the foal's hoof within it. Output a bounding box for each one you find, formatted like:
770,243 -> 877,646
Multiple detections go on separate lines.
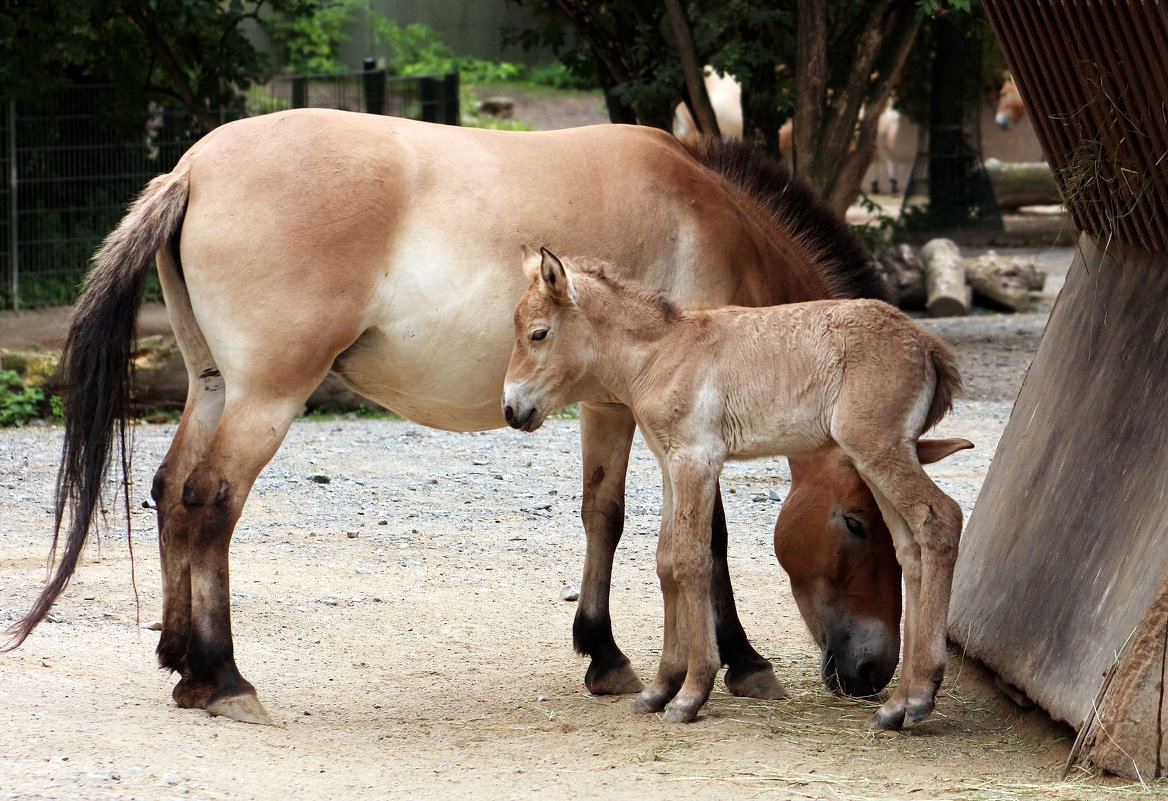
662,699 -> 701,723
585,659 -> 645,696
724,665 -> 787,700
632,688 -> 670,714
903,697 -> 936,729
868,700 -> 906,731
206,691 -> 276,726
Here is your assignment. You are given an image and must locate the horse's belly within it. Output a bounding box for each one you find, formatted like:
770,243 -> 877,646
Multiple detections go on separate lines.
330,272 -> 522,433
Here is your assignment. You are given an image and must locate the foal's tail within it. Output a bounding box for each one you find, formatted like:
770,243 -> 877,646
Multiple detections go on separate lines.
3,165 -> 190,650
924,340 -> 963,433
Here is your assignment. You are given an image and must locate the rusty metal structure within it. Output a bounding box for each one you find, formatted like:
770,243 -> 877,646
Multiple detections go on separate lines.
949,0 -> 1168,781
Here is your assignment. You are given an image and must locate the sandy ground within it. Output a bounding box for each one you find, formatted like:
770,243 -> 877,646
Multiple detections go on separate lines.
1,244 -> 1163,800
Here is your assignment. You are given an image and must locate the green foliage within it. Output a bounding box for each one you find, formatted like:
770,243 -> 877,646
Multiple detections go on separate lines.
851,192 -> 901,254
269,0 -> 360,75
304,404 -> 400,421
0,0 -> 322,132
0,370 -> 47,427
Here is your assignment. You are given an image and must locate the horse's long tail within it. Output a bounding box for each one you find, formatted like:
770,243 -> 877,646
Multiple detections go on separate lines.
3,165 -> 190,650
924,339 -> 963,433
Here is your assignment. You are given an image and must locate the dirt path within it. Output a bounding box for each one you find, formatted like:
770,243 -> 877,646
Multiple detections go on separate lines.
0,246 -> 1160,800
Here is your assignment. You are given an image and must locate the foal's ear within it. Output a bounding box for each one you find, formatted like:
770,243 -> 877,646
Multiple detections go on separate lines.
539,247 -> 577,305
916,437 -> 974,465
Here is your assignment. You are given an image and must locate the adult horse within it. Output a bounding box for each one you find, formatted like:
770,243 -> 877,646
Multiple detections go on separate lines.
995,76 -> 1026,130
7,109 -> 895,724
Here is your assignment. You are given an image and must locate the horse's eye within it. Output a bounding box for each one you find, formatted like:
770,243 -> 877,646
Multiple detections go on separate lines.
844,516 -> 866,538
531,329 -> 549,342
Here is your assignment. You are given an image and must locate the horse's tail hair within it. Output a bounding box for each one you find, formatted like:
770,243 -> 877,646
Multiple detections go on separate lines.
924,340 -> 963,433
3,165 -> 190,651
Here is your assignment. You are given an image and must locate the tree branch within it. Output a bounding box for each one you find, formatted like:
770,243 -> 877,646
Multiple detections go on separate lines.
122,1 -> 219,132
664,0 -> 719,136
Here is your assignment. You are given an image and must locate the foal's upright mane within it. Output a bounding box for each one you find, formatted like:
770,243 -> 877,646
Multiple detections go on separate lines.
678,137 -> 890,302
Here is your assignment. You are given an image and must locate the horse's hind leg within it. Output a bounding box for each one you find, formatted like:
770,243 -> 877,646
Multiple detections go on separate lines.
152,251 -> 225,684
167,388 -> 313,723
153,370 -> 224,682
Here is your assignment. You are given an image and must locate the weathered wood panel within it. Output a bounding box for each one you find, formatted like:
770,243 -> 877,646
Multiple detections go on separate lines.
948,234 -> 1168,775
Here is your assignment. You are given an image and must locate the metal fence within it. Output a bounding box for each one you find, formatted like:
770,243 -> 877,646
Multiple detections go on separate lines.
0,67 -> 459,309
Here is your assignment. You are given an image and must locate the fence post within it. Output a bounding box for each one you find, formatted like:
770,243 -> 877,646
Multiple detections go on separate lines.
442,71 -> 460,126
292,77 -> 307,109
362,58 -> 385,116
419,72 -> 460,125
7,101 -> 16,310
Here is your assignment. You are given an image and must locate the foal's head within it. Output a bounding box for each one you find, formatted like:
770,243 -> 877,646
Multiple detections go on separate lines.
503,247 -> 594,432
776,438 -> 972,697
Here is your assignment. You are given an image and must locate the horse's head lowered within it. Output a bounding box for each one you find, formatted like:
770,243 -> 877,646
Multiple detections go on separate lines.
776,438 -> 971,697
503,247 -> 594,432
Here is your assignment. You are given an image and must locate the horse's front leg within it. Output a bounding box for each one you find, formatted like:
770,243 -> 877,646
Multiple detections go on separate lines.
712,486 -> 786,700
576,402 -> 644,694
660,453 -> 722,723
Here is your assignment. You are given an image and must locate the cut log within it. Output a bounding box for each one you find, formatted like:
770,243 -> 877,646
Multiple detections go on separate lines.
919,238 -> 971,317
963,251 -> 1047,312
984,158 -> 1062,209
875,244 -> 926,310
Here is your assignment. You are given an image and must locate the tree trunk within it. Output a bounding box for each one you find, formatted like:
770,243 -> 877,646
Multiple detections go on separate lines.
664,0 -> 719,136
795,0 -> 921,213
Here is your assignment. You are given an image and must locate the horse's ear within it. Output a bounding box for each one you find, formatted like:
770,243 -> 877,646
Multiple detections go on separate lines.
539,247 -> 577,305
520,244 -> 542,283
916,437 -> 974,465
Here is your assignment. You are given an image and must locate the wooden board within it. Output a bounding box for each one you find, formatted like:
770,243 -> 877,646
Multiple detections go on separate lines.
948,233 -> 1168,778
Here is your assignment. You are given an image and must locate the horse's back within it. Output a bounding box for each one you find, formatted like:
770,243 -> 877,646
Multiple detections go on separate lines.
172,110 -> 748,429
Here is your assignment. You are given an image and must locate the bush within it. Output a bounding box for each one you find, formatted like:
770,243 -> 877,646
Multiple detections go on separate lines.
0,370 -> 48,427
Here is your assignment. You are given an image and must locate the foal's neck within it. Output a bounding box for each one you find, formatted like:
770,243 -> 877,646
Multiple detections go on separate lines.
578,278 -> 689,399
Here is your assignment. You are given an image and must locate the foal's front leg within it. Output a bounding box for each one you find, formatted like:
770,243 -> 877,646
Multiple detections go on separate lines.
646,452 -> 722,723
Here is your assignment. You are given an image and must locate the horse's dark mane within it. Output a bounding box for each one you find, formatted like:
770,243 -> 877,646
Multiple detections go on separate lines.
678,136 -> 891,302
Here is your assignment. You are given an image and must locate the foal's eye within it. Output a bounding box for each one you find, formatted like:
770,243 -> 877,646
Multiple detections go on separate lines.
531,329 -> 549,342
844,516 -> 866,538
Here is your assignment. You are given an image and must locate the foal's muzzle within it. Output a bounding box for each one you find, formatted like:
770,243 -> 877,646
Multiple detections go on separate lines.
501,386 -> 545,432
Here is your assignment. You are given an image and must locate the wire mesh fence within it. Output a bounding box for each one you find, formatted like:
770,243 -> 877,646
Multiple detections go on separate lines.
0,68 -> 458,309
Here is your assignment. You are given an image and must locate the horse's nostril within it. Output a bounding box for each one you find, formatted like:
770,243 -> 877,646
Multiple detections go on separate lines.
504,405 -> 514,423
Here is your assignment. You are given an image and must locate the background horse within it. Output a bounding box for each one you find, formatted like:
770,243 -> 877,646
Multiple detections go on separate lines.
7,110 -> 896,723
674,70 -> 902,193
995,76 -> 1027,130
503,249 -> 967,728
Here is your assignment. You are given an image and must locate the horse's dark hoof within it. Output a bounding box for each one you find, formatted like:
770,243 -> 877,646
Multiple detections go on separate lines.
724,664 -> 787,700
172,676 -> 214,709
585,659 -> 644,696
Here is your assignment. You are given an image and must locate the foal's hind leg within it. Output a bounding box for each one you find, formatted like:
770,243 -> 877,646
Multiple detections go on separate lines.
845,445 -> 962,730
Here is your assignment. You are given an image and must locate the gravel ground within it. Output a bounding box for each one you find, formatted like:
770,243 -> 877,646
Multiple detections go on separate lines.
4,244 -> 1155,801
